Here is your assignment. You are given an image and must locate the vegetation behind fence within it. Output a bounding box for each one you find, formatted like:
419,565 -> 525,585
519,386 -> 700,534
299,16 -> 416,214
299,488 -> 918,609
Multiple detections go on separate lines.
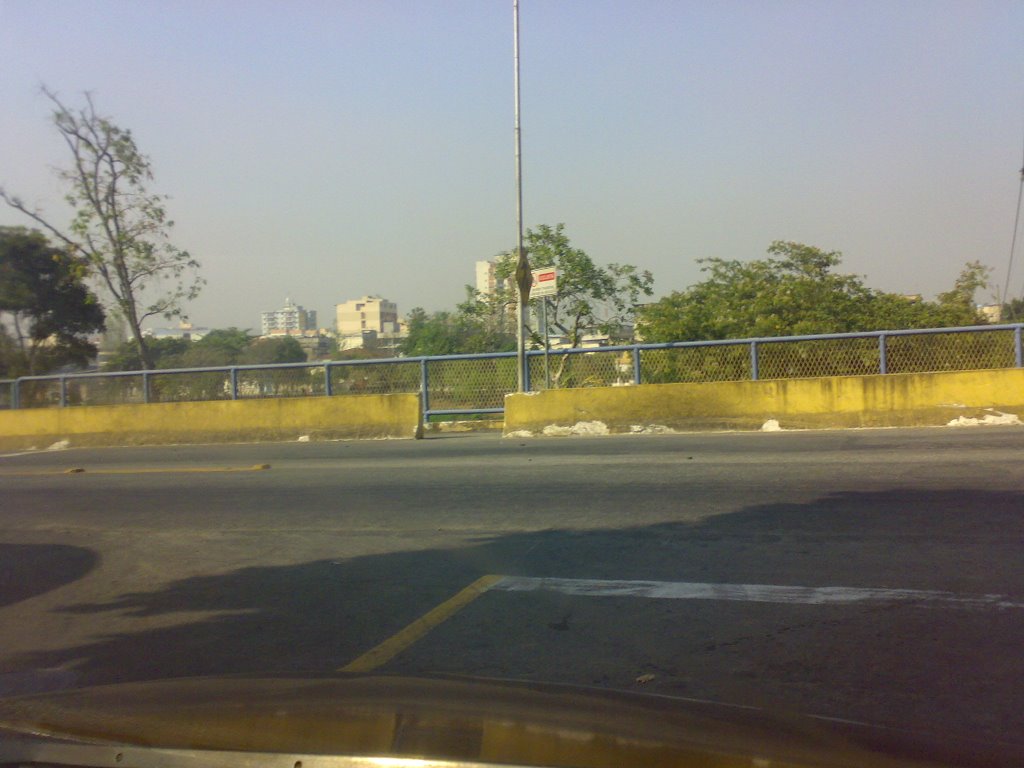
2,324 -> 1021,416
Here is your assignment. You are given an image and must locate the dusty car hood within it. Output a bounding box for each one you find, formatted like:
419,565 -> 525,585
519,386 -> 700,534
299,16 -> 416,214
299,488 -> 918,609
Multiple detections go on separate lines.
0,675 -> 971,767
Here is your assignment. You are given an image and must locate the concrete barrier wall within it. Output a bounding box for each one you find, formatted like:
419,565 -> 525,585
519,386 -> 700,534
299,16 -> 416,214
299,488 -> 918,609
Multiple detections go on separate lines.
504,369 -> 1024,435
0,393 -> 423,450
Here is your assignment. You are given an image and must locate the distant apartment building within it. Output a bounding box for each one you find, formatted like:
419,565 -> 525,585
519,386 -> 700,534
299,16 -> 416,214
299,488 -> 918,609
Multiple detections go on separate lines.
978,304 -> 1002,323
260,298 -> 317,336
475,259 -> 508,297
336,296 -> 400,335
335,296 -> 404,353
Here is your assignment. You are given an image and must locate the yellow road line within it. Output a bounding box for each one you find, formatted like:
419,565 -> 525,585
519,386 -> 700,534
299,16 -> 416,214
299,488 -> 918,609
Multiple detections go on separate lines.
0,464 -> 271,477
341,574 -> 504,674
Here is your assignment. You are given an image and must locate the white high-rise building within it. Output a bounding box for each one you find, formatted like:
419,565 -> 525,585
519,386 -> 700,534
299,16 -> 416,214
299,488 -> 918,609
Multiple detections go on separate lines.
260,298 -> 316,336
475,259 -> 508,297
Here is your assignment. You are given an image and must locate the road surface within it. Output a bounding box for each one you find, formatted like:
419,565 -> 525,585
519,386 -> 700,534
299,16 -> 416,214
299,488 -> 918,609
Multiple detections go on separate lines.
1,426 -> 1022,762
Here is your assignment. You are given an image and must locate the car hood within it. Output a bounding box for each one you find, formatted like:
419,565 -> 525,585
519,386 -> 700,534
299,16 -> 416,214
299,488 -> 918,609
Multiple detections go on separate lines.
0,674 -> 972,767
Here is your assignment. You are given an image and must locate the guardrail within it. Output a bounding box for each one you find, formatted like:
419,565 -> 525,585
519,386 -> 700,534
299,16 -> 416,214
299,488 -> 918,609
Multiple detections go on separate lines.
2,323 -> 1022,419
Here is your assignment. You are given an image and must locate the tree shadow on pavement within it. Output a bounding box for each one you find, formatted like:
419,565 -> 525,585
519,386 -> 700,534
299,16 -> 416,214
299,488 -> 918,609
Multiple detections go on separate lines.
5,488 -> 1024,760
0,543 -> 98,608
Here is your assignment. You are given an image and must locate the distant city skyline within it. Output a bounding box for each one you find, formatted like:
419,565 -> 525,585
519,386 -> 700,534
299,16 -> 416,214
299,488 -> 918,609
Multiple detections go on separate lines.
2,2 -> 1022,331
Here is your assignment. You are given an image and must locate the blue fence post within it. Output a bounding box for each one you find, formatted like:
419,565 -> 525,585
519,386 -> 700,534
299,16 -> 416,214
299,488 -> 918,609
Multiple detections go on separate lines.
420,359 -> 430,418
59,377 -> 68,408
879,333 -> 888,374
230,368 -> 239,400
12,379 -> 20,410
750,341 -> 759,381
524,352 -> 532,391
324,363 -> 333,396
1016,326 -> 1023,368
142,372 -> 151,404
632,345 -> 642,385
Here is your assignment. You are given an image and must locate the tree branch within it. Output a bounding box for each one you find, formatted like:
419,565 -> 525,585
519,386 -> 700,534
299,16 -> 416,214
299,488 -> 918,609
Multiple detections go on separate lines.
0,191 -> 77,251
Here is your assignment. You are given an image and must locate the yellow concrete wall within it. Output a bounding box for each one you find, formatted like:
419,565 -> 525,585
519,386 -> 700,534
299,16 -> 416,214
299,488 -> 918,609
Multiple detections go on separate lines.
504,368 -> 1024,435
0,393 -> 422,450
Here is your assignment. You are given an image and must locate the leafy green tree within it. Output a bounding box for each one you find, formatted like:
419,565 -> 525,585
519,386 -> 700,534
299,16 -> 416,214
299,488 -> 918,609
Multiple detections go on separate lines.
637,242 -> 990,343
931,260 -> 991,326
179,328 -> 253,368
0,227 -> 105,376
398,225 -> 650,359
104,329 -> 311,372
103,328 -> 252,371
1,89 -> 202,370
400,308 -> 461,357
453,287 -> 518,352
0,327 -> 17,378
493,224 -> 654,347
1003,297 -> 1024,322
102,336 -> 189,372
239,336 -> 307,365
399,293 -> 517,357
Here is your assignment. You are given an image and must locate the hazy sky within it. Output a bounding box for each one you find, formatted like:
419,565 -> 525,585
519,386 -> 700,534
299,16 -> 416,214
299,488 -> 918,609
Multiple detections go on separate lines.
2,1 -> 1022,331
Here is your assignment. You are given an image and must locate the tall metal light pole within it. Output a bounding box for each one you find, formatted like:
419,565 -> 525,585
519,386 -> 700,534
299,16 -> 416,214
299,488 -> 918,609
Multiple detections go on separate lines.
513,0 -> 530,392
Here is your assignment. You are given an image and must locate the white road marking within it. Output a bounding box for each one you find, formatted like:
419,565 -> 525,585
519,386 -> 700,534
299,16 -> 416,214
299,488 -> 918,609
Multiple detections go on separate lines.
492,576 -> 1024,609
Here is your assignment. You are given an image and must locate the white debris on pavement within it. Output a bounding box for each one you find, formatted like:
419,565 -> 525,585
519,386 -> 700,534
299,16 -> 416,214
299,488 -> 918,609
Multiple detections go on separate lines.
541,425 -> 574,436
761,419 -> 783,432
573,421 -> 610,435
629,424 -> 676,434
47,439 -> 70,450
946,411 -> 1022,427
504,429 -> 534,438
542,421 -> 610,436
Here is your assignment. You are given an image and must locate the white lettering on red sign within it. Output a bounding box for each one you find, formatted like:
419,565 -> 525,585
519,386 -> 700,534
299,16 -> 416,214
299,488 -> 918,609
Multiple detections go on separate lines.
530,267 -> 558,298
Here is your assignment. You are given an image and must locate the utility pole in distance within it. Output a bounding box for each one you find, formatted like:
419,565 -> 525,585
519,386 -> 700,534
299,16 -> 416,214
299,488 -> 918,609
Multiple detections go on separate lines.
513,0 -> 530,392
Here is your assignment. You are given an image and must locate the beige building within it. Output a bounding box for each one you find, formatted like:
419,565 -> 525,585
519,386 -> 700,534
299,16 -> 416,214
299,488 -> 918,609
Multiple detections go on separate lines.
335,297 -> 401,353
335,296 -> 399,335
978,304 -> 1002,323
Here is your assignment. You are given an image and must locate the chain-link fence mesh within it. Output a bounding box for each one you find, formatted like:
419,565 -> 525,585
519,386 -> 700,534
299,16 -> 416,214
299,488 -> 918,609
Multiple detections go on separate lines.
757,337 -> 882,379
236,366 -> 325,399
66,374 -> 147,406
640,344 -> 752,383
0,380 -> 14,409
329,360 -> 421,397
427,356 -> 516,410
148,370 -> 232,403
528,350 -> 630,390
3,326 -> 1021,414
11,379 -> 62,408
885,330 -> 1017,374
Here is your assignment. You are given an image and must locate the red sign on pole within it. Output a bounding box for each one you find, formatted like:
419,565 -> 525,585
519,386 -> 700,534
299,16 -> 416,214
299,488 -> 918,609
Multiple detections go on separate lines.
531,268 -> 558,298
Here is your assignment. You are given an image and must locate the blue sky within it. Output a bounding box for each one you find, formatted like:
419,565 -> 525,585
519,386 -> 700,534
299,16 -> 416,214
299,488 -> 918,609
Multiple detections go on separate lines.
1,1 -> 1022,330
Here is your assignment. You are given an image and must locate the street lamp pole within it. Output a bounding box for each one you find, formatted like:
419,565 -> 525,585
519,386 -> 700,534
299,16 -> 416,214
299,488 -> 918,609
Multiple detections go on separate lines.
513,0 -> 530,392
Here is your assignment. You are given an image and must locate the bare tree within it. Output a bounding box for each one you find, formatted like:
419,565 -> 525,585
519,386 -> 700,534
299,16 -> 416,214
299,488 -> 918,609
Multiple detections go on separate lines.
1,88 -> 202,369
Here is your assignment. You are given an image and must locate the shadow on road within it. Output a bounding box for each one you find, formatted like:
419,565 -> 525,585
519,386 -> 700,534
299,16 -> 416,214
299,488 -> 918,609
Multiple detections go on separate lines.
0,543 -> 99,608
5,488 -> 1024,760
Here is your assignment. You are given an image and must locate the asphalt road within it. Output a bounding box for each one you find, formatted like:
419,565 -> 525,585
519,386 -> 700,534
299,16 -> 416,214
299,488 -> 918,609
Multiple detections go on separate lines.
1,426 -> 1022,762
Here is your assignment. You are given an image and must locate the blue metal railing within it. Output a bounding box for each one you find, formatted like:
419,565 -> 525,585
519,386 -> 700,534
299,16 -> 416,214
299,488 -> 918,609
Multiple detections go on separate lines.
1,323 -> 1022,418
